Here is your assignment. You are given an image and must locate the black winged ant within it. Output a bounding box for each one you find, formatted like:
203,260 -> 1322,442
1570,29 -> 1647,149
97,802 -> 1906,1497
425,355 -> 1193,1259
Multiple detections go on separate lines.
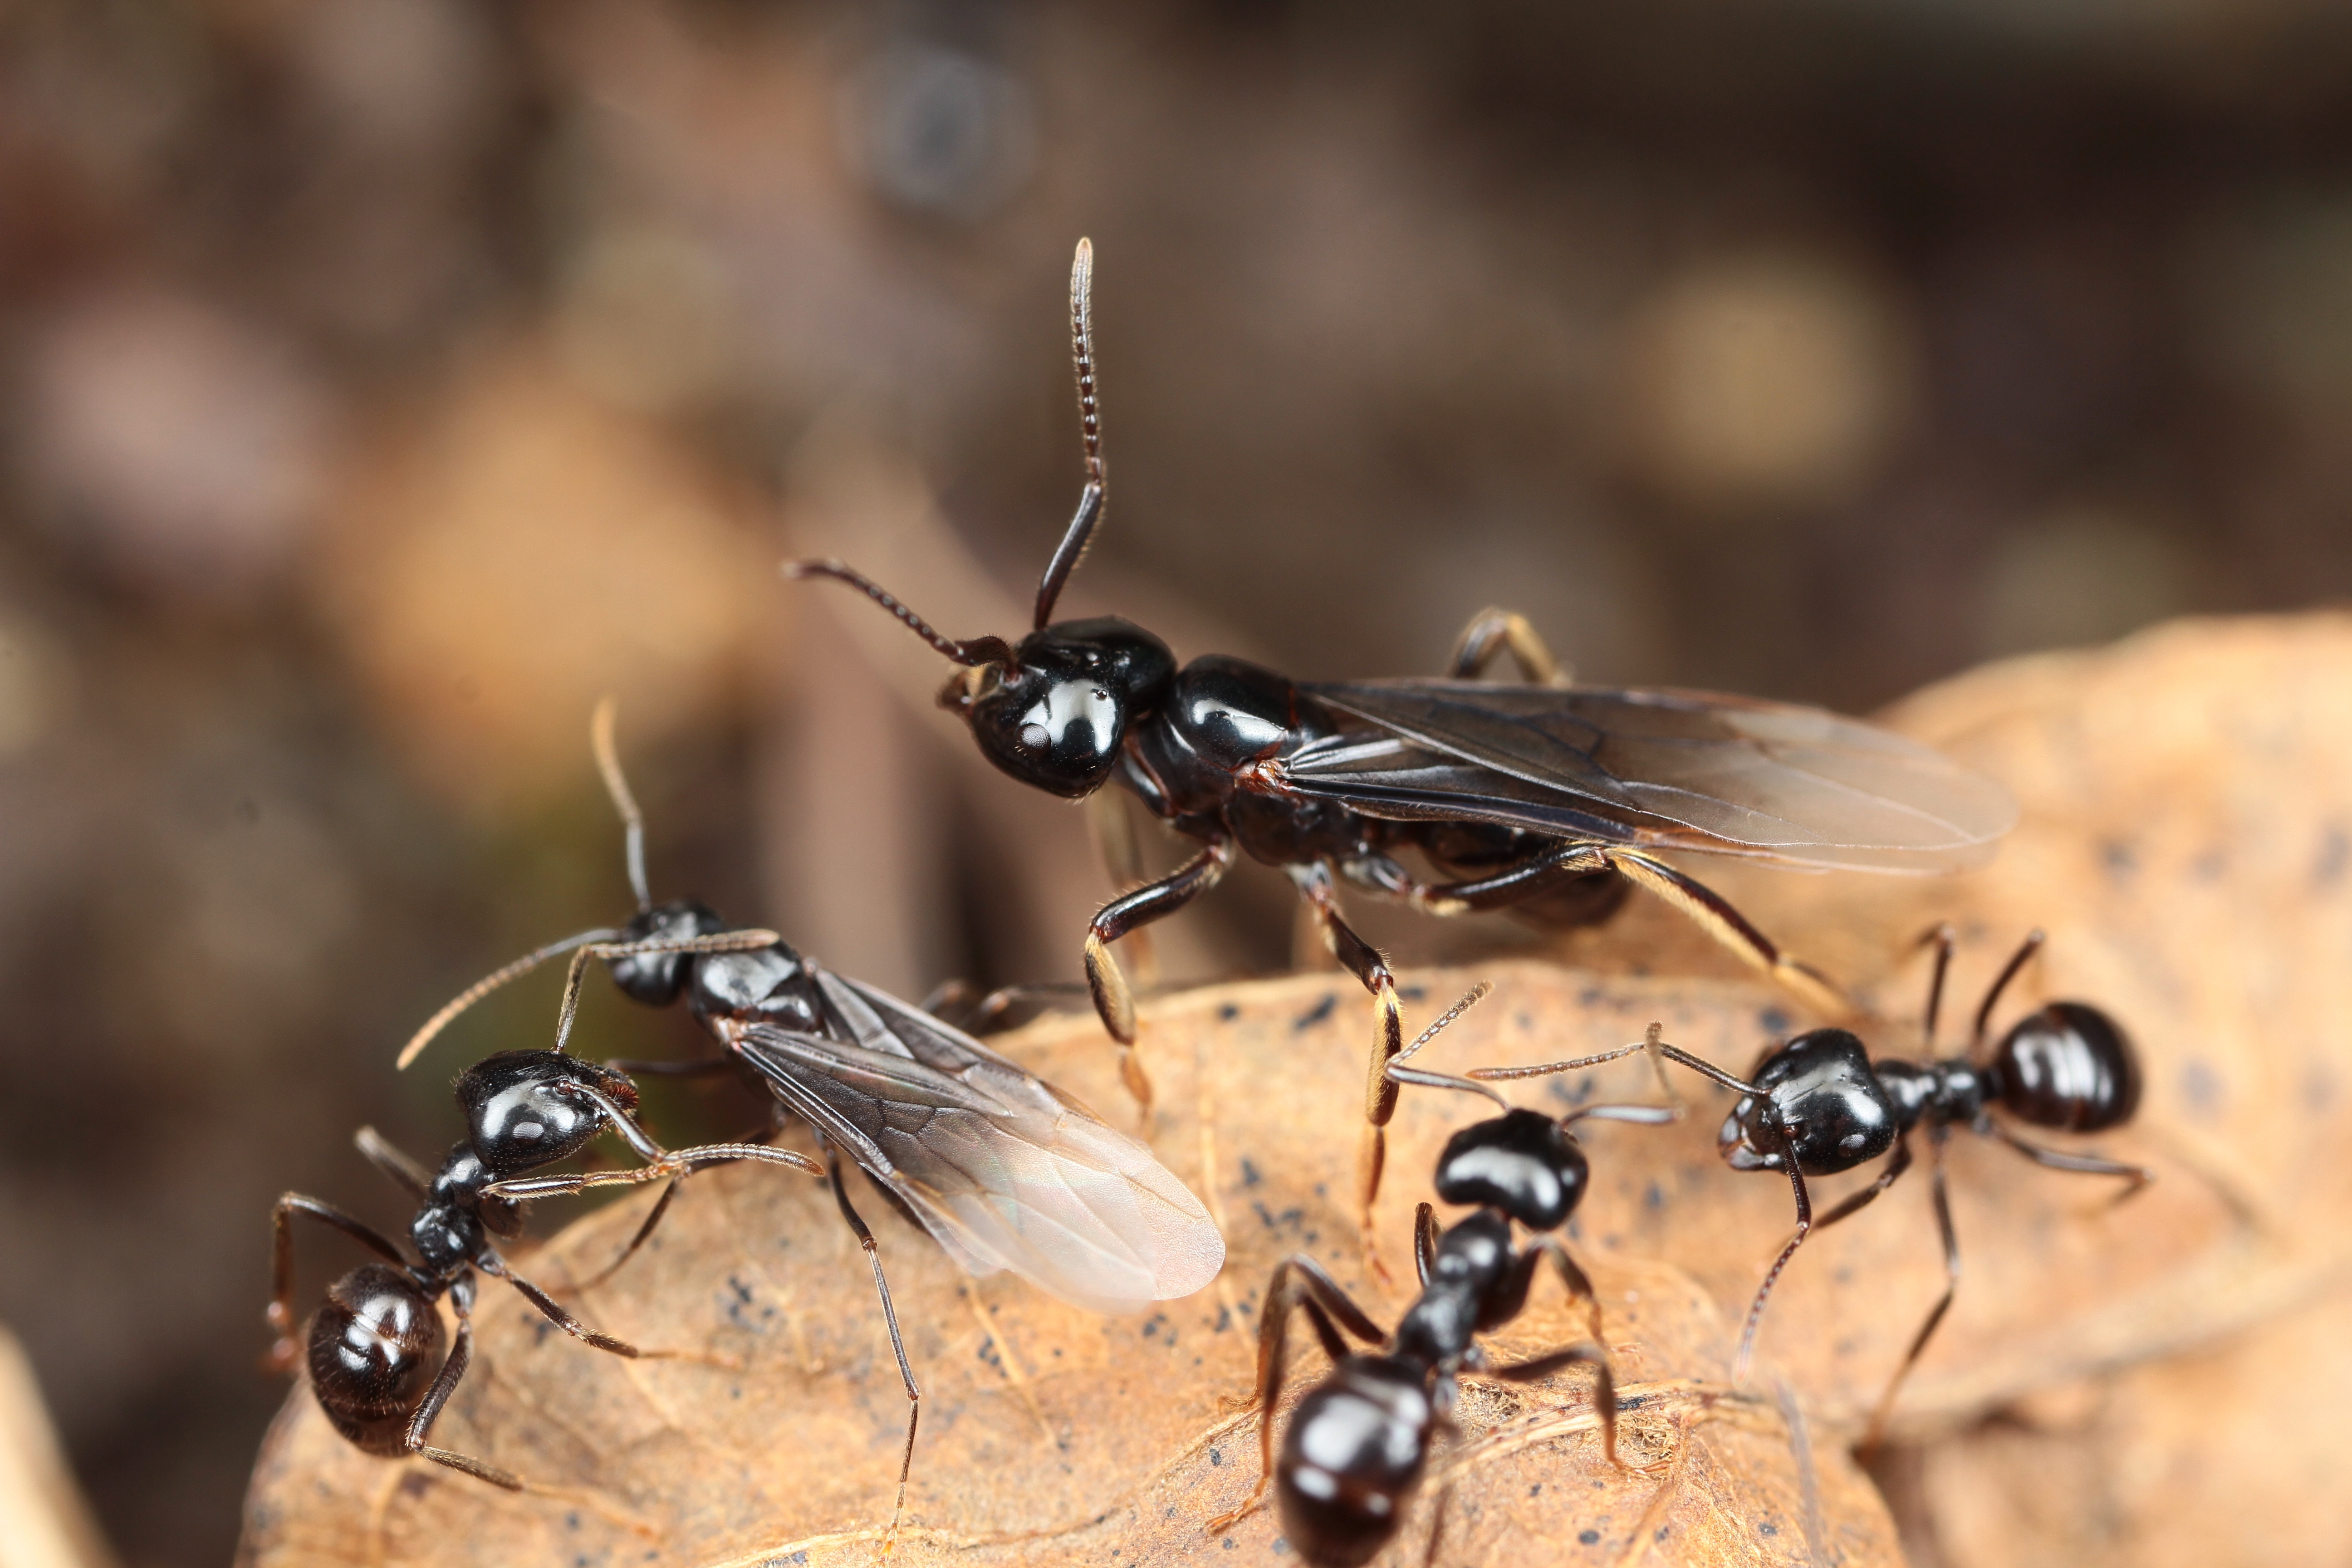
269,1050 -> 822,1490
1475,926 -> 2149,1444
392,703 -> 1226,1522
1209,985 -> 1675,1566
785,237 -> 2016,1265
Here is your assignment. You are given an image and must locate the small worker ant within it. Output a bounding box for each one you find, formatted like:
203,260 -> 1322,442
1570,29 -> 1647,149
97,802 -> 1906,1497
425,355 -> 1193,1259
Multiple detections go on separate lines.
1212,985 -> 1675,1566
269,1050 -> 822,1489
1477,926 -> 2149,1443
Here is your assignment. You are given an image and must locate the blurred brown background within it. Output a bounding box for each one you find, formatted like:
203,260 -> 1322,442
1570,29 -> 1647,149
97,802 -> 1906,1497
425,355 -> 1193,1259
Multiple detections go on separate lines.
3,1 -> 2350,1564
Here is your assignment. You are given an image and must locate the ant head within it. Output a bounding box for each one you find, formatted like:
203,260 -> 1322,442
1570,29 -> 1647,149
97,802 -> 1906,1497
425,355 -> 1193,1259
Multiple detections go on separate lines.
1991,1001 -> 2140,1132
1431,1108 -> 1588,1231
612,898 -> 727,1006
456,1051 -> 638,1177
942,618 -> 1174,798
1719,1028 -> 1896,1176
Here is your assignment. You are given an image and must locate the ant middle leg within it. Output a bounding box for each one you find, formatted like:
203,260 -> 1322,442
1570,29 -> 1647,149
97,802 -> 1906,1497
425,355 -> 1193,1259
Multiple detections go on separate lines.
822,1142 -> 922,1539
1207,1254 -> 1387,1534
1812,1137 -> 1916,1234
269,1195 -> 414,1370
1862,1126 -> 1955,1455
1483,1338 -> 1621,1469
1445,608 -> 1571,686
1084,828 -> 1235,1115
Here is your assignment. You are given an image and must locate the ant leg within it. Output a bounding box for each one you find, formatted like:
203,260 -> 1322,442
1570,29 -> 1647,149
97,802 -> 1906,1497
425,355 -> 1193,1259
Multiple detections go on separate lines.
578,1181 -> 682,1290
1414,1204 -> 1440,1287
406,1276 -> 524,1489
1916,924 -> 1957,1048
477,1255 -> 655,1358
1971,929 -> 2046,1049
1087,790 -> 1162,993
1526,1235 -> 1608,1344
1812,1136 -> 1915,1233
1085,829 -> 1235,1113
822,1145 -> 921,1540
354,1127 -> 433,1201
549,931 -> 784,1055
1990,1124 -> 2152,1197
1446,608 -> 1571,686
1486,1338 -> 1619,1469
1418,1478 -> 1456,1568
1736,1122 -> 1815,1382
1206,1254 -> 1387,1534
1601,850 -> 1849,1018
270,1195 -> 412,1370
1862,1126 -> 1956,1455
1290,864 -> 1407,1275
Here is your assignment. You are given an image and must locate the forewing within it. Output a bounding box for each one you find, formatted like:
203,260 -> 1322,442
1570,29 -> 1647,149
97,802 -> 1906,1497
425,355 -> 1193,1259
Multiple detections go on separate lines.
1293,680 -> 2015,871
718,975 -> 1223,1313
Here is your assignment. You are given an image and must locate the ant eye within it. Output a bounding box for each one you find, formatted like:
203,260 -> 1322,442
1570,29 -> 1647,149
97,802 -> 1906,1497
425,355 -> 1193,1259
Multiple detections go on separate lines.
1020,722 -> 1051,751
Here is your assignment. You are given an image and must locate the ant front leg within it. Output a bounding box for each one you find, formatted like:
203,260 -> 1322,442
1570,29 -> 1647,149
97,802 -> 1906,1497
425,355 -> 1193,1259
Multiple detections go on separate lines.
1206,1254 -> 1387,1534
1289,863 -> 1408,1275
269,1195 -> 414,1372
1084,828 -> 1234,1117
1446,608 -> 1571,686
405,1275 -> 524,1490
1736,1121 -> 1817,1382
1862,1125 -> 1954,1455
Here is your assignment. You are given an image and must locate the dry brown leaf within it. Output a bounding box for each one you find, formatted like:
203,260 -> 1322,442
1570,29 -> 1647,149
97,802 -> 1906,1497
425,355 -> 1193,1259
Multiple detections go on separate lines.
241,612 -> 2352,1566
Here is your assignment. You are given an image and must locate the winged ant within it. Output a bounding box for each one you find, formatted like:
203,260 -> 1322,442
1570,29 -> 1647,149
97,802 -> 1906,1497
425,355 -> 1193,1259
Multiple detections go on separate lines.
1475,926 -> 2148,1445
391,702 -> 1225,1524
1209,984 -> 1676,1566
269,1051 -> 822,1490
786,238 -> 2018,1269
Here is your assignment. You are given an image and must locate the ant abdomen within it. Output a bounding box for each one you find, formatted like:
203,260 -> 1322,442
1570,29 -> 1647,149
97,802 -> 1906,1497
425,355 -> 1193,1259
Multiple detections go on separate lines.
308,1265 -> 444,1457
1991,1001 -> 2141,1132
1276,1355 -> 1434,1568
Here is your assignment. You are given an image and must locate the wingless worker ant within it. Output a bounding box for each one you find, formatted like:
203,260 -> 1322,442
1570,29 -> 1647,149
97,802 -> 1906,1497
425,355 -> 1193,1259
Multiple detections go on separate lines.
269,1050 -> 823,1491
1475,926 -> 2148,1444
788,239 -> 2018,1265
1211,984 -> 1676,1567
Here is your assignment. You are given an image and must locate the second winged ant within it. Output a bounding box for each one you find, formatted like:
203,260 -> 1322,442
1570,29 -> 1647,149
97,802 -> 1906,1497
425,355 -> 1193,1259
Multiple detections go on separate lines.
270,1050 -> 822,1490
1210,985 -> 1675,1567
1476,926 -> 2148,1443
393,702 -> 1226,1523
787,238 -> 2018,1262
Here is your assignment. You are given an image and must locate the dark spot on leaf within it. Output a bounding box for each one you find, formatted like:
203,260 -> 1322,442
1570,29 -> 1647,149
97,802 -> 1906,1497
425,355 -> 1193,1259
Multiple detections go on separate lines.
1399,984 -> 1426,1002
1529,1482 -> 1542,1496
1210,1447 -> 1222,1465
1760,1521 -> 1779,1536
1644,1181 -> 1664,1210
1293,993 -> 1339,1033
2102,840 -> 2136,880
2315,825 -> 2349,888
1240,1158 -> 1264,1188
1760,1007 -> 1789,1036
1619,1394 -> 1648,1411
2180,1059 -> 2222,1112
1579,1529 -> 1601,1545
1219,1002 -> 1241,1022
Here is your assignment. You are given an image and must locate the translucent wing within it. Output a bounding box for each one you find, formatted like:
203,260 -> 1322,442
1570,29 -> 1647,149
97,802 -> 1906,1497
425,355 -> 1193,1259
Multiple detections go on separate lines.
1289,680 -> 2015,872
713,969 -> 1224,1314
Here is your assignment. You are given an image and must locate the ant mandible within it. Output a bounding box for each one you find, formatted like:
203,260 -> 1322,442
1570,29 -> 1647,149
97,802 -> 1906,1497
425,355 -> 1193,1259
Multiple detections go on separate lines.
1210,985 -> 1675,1566
1476,926 -> 2148,1444
269,1050 -> 821,1489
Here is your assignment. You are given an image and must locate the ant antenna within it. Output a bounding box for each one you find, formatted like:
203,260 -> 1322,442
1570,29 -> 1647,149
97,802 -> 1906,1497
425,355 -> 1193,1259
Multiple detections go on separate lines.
1034,237 -> 1106,631
1381,982 -> 1509,1107
1916,923 -> 1956,1049
591,698 -> 652,914
394,927 -> 622,1069
1971,929 -> 2046,1047
782,560 -> 1019,672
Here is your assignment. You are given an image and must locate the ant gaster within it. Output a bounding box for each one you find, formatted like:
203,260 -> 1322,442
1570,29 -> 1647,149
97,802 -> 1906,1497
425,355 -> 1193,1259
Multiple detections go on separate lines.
269,1051 -> 820,1490
1210,986 -> 1674,1566
786,238 -> 2015,1269
1477,926 -> 2148,1444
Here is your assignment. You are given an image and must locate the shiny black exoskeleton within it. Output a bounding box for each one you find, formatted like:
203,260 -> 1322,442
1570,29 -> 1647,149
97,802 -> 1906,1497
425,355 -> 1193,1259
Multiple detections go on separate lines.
1478,927 -> 2149,1444
1211,991 -> 1670,1565
787,239 -> 2016,1256
268,1052 -> 814,1489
